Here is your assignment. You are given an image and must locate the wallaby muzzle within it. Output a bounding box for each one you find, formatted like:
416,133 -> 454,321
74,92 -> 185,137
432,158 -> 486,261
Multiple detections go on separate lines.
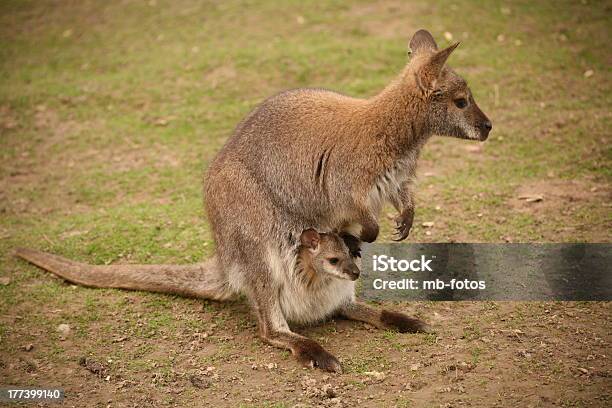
474,103 -> 492,141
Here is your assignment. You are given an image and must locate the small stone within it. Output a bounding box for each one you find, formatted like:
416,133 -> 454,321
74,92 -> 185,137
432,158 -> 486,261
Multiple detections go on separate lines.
56,324 -> 71,339
583,69 -> 594,78
422,222 -> 434,228
79,357 -> 107,377
322,384 -> 336,398
363,371 -> 385,381
190,375 -> 211,389
443,32 -> 453,41
525,195 -> 543,203
518,194 -> 543,202
22,344 -> 34,352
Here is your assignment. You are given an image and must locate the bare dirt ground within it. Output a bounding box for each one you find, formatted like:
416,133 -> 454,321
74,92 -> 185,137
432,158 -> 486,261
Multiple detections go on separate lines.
2,298 -> 610,407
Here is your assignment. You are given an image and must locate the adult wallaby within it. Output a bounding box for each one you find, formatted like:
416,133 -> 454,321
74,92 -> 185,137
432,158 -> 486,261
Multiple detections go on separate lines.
16,29 -> 491,372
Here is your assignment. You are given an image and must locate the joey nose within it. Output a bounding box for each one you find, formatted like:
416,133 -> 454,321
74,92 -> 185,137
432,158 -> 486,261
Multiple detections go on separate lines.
345,266 -> 360,281
483,120 -> 492,131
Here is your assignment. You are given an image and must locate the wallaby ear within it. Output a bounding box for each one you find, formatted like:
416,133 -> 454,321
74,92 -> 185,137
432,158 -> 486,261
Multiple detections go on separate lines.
429,41 -> 459,71
300,229 -> 320,250
414,41 -> 460,93
409,29 -> 438,54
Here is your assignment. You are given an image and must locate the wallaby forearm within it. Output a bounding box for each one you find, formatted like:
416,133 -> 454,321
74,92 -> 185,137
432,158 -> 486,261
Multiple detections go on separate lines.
398,177 -> 416,212
393,178 -> 417,241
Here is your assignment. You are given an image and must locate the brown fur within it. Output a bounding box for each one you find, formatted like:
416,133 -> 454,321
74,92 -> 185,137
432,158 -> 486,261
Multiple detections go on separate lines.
13,248 -> 233,301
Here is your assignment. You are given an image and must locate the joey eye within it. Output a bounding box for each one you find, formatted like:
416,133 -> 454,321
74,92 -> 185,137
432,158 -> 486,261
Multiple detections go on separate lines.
454,98 -> 468,109
328,258 -> 339,265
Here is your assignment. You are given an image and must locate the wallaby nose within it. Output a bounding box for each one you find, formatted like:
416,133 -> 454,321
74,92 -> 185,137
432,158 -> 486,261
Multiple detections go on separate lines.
478,120 -> 492,140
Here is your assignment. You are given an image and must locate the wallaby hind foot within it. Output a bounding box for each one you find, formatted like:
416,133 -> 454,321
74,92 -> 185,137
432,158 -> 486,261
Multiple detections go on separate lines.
260,328 -> 342,373
339,301 -> 432,334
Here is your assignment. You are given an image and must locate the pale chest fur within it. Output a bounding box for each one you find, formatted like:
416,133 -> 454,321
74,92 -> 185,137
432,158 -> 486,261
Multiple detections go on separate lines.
265,245 -> 356,325
367,153 -> 419,216
279,277 -> 355,325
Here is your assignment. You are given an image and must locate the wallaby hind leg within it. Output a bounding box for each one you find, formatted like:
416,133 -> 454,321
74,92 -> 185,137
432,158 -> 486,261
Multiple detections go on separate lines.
250,291 -> 342,373
241,257 -> 342,373
339,301 -> 430,333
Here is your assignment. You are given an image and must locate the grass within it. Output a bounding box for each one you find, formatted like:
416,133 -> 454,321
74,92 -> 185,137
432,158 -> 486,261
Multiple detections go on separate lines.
0,1 -> 610,406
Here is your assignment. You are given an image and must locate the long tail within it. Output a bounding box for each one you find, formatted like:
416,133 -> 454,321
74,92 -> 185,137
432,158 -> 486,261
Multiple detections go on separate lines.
14,248 -> 234,301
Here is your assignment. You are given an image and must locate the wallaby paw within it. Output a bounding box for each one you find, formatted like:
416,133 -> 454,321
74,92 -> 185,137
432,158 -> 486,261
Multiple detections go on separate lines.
294,340 -> 342,373
360,223 -> 379,243
380,309 -> 430,333
392,208 -> 414,241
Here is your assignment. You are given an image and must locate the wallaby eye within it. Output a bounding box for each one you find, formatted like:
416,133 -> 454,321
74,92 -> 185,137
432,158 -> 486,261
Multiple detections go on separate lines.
454,98 -> 468,109
328,258 -> 339,265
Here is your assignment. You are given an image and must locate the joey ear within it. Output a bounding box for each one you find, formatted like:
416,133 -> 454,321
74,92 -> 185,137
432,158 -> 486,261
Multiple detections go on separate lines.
300,229 -> 320,250
414,41 -> 460,93
340,233 -> 362,258
409,29 -> 438,55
